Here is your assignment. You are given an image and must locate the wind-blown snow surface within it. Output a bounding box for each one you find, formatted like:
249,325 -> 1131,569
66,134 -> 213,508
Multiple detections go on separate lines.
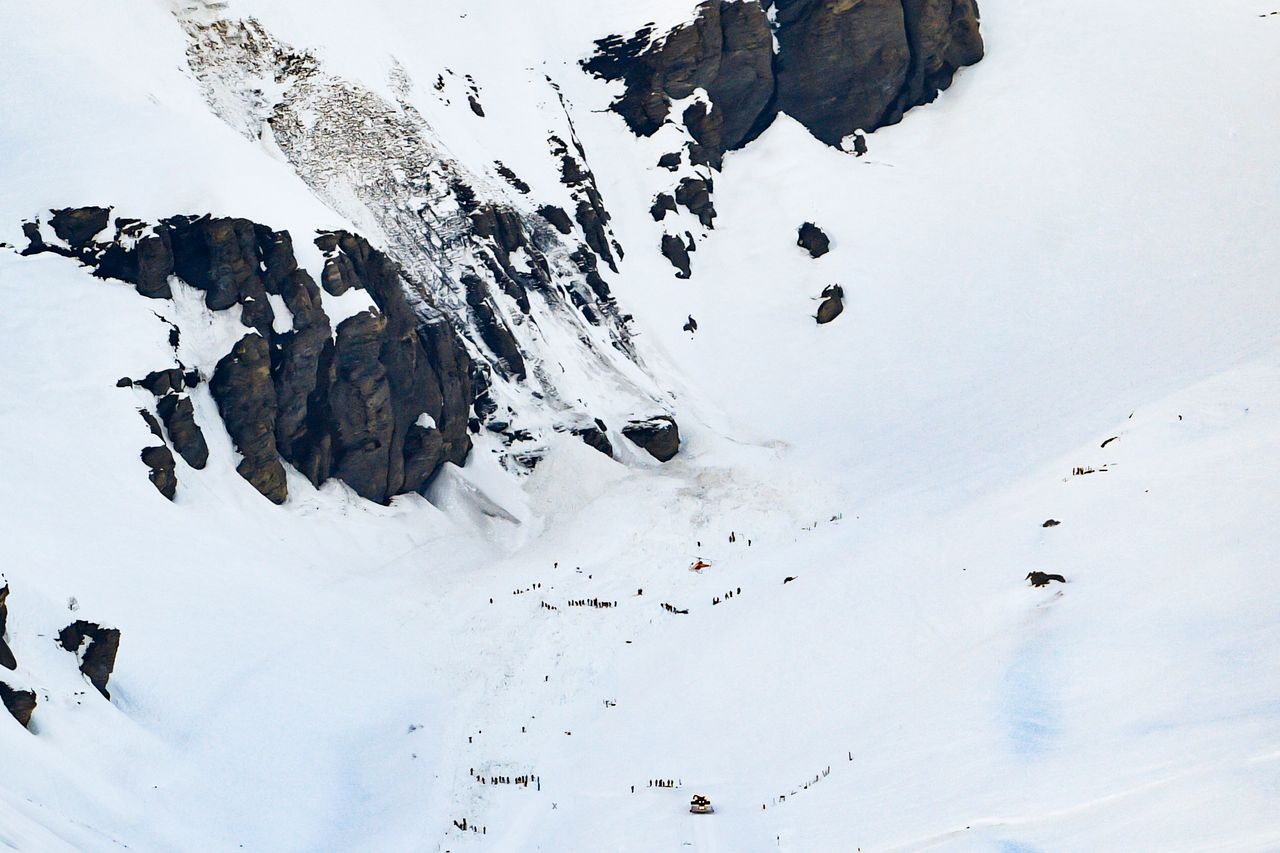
1,0 -> 1279,850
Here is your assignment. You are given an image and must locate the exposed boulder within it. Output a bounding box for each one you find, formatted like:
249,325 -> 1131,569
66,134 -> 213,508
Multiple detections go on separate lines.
165,215 -> 276,336
58,621 -> 121,700
49,206 -> 110,250
658,152 -> 683,170
650,193 -> 678,222
675,177 -> 716,228
797,222 -> 831,258
95,219 -> 175,299
585,1 -> 775,167
572,418 -> 614,458
623,415 -> 681,462
140,445 -> 178,500
0,585 -> 15,671
0,683 -> 36,729
156,394 -> 210,469
210,334 -> 288,504
463,273 -> 527,381
661,234 -> 693,279
139,368 -> 186,396
587,0 -> 982,157
816,283 -> 844,324
536,205 -> 574,235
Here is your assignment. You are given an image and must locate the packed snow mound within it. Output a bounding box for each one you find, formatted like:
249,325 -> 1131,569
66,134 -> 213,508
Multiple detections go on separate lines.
1,0 -> 1278,851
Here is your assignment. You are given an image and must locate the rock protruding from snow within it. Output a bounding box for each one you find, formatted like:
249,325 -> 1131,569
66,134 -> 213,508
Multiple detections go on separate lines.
140,445 -> 178,500
156,394 -> 210,470
0,682 -> 36,729
0,585 -> 15,672
586,0 -> 983,161
58,621 -> 121,701
661,234 -> 693,279
572,419 -> 615,458
623,416 -> 681,462
211,334 -> 288,505
797,222 -> 831,258
816,284 -> 844,325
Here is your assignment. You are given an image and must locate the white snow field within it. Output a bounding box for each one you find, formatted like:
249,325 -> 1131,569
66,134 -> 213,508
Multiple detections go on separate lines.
1,0 -> 1279,850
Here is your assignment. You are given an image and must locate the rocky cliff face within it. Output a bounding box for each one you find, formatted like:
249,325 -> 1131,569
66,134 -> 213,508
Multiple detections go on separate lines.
586,0 -> 983,160
21,210 -> 476,505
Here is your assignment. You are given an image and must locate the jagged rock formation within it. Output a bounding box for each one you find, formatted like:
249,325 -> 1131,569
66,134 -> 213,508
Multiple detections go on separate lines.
623,416 -> 681,462
0,585 -> 15,672
58,621 -> 121,700
156,394 -> 210,470
662,234 -> 693,278
20,209 -> 478,505
141,445 -> 178,500
571,419 -> 615,458
585,0 -> 983,161
798,222 -> 831,258
816,284 -> 845,324
0,683 -> 36,729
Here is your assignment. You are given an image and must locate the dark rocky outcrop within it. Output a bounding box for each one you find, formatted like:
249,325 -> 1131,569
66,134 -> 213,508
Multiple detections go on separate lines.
211,334 -> 288,504
572,418 -> 614,458
140,445 -> 178,499
166,216 -> 276,336
816,283 -> 844,324
623,415 -> 681,462
156,394 -> 210,469
650,193 -> 678,222
0,585 -> 15,672
585,1 -> 774,168
139,368 -> 186,397
536,205 -> 574,235
797,222 -> 831,258
675,178 -> 716,228
58,621 -> 121,700
658,152 -> 683,171
463,273 -> 527,381
0,683 -> 36,728
49,207 -> 110,250
22,208 -> 479,506
586,0 -> 982,162
661,234 -> 693,279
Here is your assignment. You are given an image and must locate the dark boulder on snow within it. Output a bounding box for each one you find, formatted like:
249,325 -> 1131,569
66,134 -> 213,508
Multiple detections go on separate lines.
58,621 -> 121,700
211,334 -> 288,504
661,234 -> 693,279
658,152 -> 683,171
0,683 -> 36,729
95,219 -> 175,299
775,0 -> 984,145
797,222 -> 830,258
139,368 -> 186,397
49,206 -> 110,250
585,1 -> 775,168
586,0 -> 982,160
0,585 -> 15,672
536,204 -> 574,235
1042,519 -> 1061,528
816,284 -> 844,324
463,273 -> 527,381
623,415 -> 681,462
156,394 -> 209,470
572,418 -> 615,458
1026,571 -> 1066,587
651,193 -> 678,222
675,177 -> 716,229
140,445 -> 178,500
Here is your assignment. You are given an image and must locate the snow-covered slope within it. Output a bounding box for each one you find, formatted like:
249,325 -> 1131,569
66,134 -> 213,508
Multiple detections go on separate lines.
1,0 -> 1278,850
